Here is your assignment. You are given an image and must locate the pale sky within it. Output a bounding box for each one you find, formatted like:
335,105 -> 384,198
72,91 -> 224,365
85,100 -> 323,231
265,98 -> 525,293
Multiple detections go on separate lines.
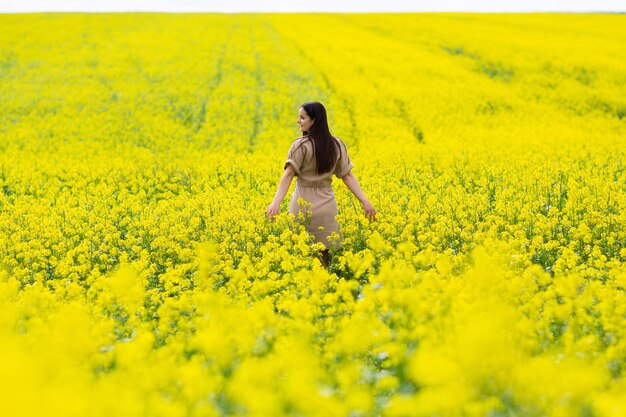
1,0 -> 625,13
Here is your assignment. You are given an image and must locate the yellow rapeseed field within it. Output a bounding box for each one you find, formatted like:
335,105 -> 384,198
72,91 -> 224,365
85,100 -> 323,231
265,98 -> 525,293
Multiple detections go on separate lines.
1,12 -> 626,417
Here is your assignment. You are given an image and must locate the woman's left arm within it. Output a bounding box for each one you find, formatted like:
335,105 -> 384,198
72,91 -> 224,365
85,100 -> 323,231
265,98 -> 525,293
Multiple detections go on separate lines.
266,165 -> 296,219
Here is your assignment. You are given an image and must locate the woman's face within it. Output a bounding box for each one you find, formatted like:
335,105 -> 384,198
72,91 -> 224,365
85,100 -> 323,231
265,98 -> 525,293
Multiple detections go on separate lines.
297,107 -> 314,132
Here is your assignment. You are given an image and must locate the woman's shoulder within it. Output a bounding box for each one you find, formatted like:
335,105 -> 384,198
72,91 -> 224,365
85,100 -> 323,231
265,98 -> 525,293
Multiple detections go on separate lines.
290,136 -> 313,156
293,135 -> 314,148
292,135 -> 343,151
333,136 -> 347,149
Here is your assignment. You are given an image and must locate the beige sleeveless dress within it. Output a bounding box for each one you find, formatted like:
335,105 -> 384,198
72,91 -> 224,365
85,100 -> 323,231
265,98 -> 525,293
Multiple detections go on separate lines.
284,136 -> 354,250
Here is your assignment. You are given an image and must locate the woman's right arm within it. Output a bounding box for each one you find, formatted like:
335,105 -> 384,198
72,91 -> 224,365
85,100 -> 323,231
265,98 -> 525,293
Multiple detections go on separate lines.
341,171 -> 377,220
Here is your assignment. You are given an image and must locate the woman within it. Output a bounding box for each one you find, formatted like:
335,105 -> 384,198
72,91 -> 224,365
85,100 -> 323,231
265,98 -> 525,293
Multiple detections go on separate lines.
266,101 -> 377,268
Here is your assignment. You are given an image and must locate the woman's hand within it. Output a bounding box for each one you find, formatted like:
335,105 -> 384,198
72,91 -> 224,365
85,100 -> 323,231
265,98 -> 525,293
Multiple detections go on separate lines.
266,201 -> 281,220
362,200 -> 377,221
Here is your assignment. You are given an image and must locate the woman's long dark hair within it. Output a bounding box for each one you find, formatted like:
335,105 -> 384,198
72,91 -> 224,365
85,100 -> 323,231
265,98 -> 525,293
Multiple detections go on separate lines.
299,101 -> 341,175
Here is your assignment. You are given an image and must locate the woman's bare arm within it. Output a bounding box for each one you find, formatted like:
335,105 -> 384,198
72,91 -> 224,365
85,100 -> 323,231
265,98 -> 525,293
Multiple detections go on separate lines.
341,170 -> 368,202
272,166 -> 296,204
266,165 -> 295,219
341,170 -> 377,219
